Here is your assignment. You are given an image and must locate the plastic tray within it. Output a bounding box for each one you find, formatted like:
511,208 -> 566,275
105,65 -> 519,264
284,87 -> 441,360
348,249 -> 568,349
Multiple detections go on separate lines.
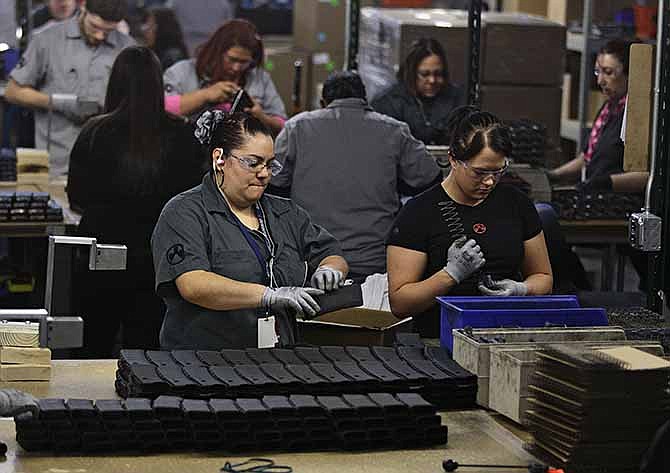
438,296 -> 607,351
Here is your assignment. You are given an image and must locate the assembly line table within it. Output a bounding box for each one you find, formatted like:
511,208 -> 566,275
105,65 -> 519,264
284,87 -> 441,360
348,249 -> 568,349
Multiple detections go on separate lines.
0,360 -> 537,473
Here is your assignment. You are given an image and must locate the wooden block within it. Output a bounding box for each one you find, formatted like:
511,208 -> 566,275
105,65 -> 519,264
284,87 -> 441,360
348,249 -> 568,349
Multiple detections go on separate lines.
624,43 -> 654,172
0,321 -> 40,348
16,148 -> 49,170
0,347 -> 51,365
561,73 -> 571,119
0,364 -> 51,381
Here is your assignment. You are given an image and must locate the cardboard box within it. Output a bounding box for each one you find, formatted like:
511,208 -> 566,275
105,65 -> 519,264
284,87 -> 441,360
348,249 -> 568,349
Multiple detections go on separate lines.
359,8 -> 565,89
293,0 -> 347,53
298,308 -> 412,346
502,0 -> 547,17
481,13 -> 565,86
309,50 -> 345,109
264,46 -> 310,116
624,43 -> 654,172
480,84 -> 562,146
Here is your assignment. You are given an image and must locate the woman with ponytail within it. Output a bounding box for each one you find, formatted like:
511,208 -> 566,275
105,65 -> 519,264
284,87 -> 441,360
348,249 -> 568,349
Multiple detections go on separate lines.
386,106 -> 552,337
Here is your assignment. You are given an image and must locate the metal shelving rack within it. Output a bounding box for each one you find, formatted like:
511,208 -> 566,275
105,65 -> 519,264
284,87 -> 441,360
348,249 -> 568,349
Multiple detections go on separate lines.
649,0 -> 670,317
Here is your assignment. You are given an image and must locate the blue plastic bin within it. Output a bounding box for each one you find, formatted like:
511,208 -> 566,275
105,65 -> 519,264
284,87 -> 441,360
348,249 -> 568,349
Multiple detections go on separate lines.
438,295 -> 607,351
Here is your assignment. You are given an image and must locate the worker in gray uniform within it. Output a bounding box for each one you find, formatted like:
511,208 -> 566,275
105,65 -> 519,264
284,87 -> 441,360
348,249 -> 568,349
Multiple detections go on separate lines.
272,71 -> 441,281
5,0 -> 134,177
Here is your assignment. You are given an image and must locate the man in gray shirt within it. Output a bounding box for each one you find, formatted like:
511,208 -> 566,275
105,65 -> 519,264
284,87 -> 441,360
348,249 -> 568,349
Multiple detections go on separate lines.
272,71 -> 441,281
5,0 -> 134,177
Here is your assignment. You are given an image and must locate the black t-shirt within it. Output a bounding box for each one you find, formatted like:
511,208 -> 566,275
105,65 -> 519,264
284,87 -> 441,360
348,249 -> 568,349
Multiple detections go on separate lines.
386,183 -> 542,337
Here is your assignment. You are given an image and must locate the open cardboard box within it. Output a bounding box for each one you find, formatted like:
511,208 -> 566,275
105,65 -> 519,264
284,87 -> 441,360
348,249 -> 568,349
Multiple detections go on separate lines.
297,308 -> 412,346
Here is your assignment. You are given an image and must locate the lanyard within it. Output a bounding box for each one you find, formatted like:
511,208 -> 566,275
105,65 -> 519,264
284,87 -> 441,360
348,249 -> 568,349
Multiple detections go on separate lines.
227,203 -> 275,287
214,177 -> 276,287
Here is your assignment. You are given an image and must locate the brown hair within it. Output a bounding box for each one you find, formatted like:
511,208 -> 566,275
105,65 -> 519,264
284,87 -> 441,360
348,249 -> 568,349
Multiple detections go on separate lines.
195,19 -> 263,85
398,37 -> 449,96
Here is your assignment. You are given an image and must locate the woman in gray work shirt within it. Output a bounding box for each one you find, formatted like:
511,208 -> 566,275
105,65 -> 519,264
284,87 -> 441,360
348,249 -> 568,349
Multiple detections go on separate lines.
151,111 -> 348,350
163,19 -> 286,134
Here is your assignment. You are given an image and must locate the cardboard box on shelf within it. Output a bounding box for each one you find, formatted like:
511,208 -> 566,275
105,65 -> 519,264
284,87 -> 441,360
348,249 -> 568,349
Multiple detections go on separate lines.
358,8 -> 565,89
480,84 -> 562,147
298,308 -> 412,346
482,13 -> 565,86
309,50 -> 345,109
293,0 -> 347,53
502,0 -> 547,17
264,46 -> 310,116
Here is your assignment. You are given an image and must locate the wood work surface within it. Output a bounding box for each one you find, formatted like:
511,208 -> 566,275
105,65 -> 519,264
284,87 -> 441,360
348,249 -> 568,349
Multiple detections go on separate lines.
0,360 -> 537,473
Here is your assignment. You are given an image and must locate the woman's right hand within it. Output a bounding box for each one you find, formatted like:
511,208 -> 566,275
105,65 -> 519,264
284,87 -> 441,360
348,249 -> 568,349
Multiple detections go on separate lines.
443,237 -> 485,283
261,286 -> 324,319
204,81 -> 239,104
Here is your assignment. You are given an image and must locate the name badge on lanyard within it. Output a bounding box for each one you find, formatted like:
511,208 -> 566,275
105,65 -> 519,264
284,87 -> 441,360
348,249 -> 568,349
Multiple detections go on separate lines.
258,316 -> 279,348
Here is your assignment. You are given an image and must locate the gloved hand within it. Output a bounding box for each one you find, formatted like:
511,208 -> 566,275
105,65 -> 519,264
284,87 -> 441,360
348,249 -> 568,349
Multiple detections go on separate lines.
0,389 -> 38,418
478,278 -> 528,296
443,237 -> 485,284
310,266 -> 344,291
576,174 -> 612,193
50,93 -> 102,125
261,286 -> 324,319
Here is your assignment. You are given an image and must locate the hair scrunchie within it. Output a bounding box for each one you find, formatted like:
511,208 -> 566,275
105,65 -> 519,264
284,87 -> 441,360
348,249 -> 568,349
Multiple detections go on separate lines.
194,109 -> 227,146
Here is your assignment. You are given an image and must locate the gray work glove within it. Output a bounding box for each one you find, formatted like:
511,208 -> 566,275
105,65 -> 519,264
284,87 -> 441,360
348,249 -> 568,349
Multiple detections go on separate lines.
443,237 -> 485,284
310,266 -> 344,292
261,286 -> 324,319
50,93 -> 102,125
0,389 -> 38,418
478,278 -> 528,296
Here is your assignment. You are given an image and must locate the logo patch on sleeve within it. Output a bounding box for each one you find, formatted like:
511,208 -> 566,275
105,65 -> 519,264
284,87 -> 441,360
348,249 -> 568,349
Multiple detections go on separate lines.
166,244 -> 185,265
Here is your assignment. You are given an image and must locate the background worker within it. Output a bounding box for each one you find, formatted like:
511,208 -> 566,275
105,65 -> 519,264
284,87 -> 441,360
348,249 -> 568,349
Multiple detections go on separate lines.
5,0 -> 135,177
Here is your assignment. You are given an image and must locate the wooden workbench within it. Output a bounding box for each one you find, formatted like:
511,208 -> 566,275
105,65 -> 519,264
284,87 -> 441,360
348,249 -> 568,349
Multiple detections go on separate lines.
0,360 -> 537,473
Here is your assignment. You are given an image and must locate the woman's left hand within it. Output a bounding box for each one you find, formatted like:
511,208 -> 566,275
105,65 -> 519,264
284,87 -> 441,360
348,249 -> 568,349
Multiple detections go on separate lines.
310,266 -> 344,292
478,278 -> 527,296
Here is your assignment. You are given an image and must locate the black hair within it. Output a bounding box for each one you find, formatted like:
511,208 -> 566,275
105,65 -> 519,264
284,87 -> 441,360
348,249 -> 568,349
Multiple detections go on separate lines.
102,46 -> 165,161
144,7 -> 188,66
322,71 -> 367,104
87,46 -> 179,195
445,106 -> 512,162
86,0 -> 127,22
398,38 -> 449,96
598,39 -> 637,76
194,111 -> 271,162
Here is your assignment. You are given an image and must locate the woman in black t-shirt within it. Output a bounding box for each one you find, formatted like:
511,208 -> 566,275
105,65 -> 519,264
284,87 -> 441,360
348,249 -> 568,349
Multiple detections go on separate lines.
386,106 -> 553,337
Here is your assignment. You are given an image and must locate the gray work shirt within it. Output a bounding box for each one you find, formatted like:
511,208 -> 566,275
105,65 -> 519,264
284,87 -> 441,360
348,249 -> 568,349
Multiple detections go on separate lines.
273,98 -> 440,278
151,173 -> 343,350
163,58 -> 287,121
9,16 -> 134,176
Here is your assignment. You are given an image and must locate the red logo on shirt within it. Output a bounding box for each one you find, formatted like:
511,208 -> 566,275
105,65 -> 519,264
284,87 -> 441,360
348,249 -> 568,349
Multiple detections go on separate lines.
473,223 -> 487,234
